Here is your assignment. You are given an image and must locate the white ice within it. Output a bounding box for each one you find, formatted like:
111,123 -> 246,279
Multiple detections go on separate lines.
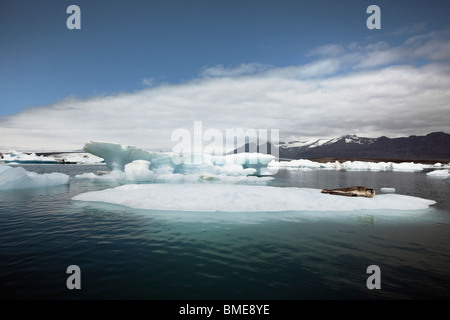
52,152 -> 104,164
426,169 -> 449,178
269,159 -> 431,172
343,161 -> 392,171
269,159 -> 330,170
78,141 -> 442,183
0,165 -> 70,190
0,165 -> 12,174
391,162 -> 425,172
72,184 -> 436,213
79,141 -> 275,183
1,150 -> 103,164
1,150 -> 58,163
124,160 -> 156,181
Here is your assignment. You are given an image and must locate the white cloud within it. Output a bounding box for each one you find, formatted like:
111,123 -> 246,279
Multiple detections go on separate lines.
306,44 -> 345,58
388,22 -> 427,36
264,59 -> 341,79
141,78 -> 155,87
1,30 -> 450,152
200,62 -> 270,77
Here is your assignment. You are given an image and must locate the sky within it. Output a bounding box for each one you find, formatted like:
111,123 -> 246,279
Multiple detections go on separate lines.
1,0 -> 450,151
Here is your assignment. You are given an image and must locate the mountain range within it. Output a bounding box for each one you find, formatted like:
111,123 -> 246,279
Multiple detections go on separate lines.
233,132 -> 450,162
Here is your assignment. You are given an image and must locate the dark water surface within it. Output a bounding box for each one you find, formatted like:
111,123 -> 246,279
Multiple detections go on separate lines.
1,164 -> 449,299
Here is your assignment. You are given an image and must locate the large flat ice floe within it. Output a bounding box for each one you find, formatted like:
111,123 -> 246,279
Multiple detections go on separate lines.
0,165 -> 70,190
72,184 -> 436,212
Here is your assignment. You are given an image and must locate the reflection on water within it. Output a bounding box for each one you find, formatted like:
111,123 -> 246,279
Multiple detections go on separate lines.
356,215 -> 376,225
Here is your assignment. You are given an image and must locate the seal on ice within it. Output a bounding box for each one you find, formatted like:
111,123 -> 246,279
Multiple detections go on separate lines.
321,186 -> 375,198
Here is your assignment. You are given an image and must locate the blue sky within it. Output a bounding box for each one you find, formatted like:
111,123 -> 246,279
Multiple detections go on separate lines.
1,0 -> 446,115
1,0 -> 450,150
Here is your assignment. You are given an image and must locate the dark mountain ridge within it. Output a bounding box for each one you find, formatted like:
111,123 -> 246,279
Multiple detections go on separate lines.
233,132 -> 450,162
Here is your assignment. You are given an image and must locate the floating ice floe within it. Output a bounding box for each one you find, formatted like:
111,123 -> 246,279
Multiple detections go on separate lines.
268,159 -> 429,172
51,153 -> 104,164
0,165 -> 70,190
391,162 -> 425,172
72,184 -> 436,213
1,150 -> 104,164
342,161 -> 392,171
1,150 -> 58,164
78,141 -> 275,183
381,187 -> 396,193
426,169 -> 449,178
268,159 -> 333,170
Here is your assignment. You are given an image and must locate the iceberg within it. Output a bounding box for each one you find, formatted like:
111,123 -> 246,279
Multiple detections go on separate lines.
1,150 -> 104,164
216,153 -> 274,167
268,159 -> 331,170
124,160 -> 156,182
381,187 -> 396,193
268,159 -> 429,172
391,162 -> 424,172
83,141 -> 170,171
80,141 -> 275,182
75,160 -> 156,182
75,170 -> 126,181
51,152 -> 104,164
1,150 -> 58,164
0,165 -> 70,190
342,161 -> 393,171
426,169 -> 449,178
72,184 -> 436,213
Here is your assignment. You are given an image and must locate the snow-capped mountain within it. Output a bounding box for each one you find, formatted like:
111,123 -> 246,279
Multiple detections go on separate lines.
234,132 -> 450,161
280,135 -> 377,151
281,138 -> 329,149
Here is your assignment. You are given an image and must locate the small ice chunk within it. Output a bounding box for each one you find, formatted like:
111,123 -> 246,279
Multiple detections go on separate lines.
426,169 -> 449,178
84,141 -> 170,171
76,161 -> 156,182
381,187 -> 396,193
268,159 -> 325,169
124,160 -> 155,182
342,161 -> 392,171
217,165 -> 257,176
75,170 -> 124,181
0,165 -> 69,190
392,162 -> 424,172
